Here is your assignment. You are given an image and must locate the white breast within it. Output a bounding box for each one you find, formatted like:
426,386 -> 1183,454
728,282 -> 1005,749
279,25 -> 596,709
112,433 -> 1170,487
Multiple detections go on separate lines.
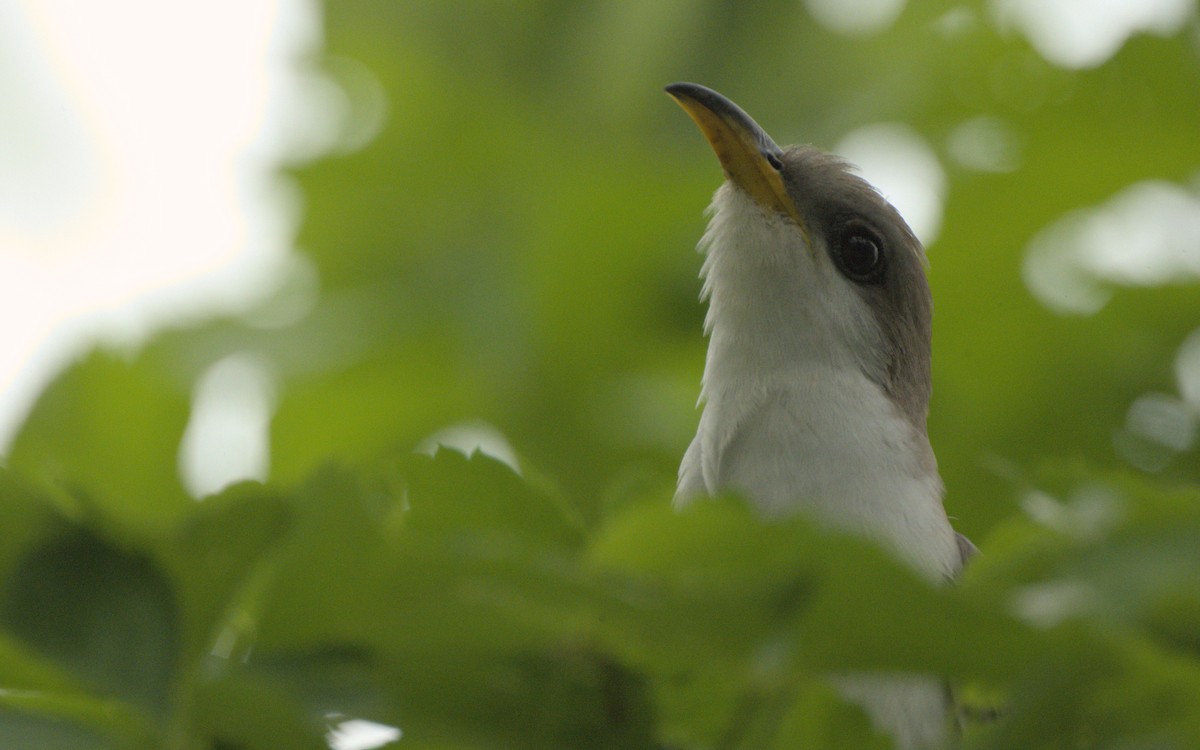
677,362 -> 958,582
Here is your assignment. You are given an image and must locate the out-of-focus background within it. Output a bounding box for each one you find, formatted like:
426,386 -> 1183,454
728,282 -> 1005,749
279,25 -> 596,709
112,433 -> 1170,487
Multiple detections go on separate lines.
5,0 -> 1198,526
2,0 -> 1199,747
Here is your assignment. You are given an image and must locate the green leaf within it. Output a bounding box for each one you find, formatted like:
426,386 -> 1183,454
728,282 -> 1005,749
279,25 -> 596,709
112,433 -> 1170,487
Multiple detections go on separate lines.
0,711 -> 115,750
6,352 -> 191,534
0,689 -> 156,750
584,496 -> 1068,746
587,498 -> 818,671
156,481 -> 291,665
247,452 -> 655,746
256,452 -> 586,653
0,470 -> 63,585
0,528 -> 178,717
587,496 -> 1043,681
248,647 -> 396,729
0,633 -> 82,694
187,667 -> 329,750
974,626 -> 1200,749
771,680 -> 894,750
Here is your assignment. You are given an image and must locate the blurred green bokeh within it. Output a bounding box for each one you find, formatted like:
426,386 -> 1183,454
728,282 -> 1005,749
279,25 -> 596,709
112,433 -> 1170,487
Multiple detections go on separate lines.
15,0 -> 1199,527
2,0 -> 1199,747
288,0 -> 1200,530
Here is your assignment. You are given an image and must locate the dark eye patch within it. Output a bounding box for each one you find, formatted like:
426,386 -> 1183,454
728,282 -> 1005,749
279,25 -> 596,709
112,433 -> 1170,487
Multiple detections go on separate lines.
831,221 -> 887,285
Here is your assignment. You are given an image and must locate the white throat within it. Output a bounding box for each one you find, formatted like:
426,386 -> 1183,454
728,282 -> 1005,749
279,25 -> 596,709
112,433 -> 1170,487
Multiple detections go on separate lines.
676,186 -> 958,582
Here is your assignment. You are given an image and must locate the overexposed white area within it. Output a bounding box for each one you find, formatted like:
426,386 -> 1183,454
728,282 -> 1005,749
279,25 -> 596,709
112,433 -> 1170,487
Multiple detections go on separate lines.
947,116 -> 1022,174
1111,328 -> 1200,474
1012,487 -> 1123,627
1021,485 -> 1123,541
804,0 -> 1195,59
1124,394 -> 1196,453
835,124 -> 946,246
804,0 -> 907,35
1013,487 -> 1120,626
0,0 -> 352,454
1113,391 -> 1198,472
989,0 -> 1196,68
326,717 -> 402,750
1023,179 -> 1200,315
416,421 -> 522,473
1176,328 -> 1200,408
178,354 -> 276,497
1012,578 -> 1099,627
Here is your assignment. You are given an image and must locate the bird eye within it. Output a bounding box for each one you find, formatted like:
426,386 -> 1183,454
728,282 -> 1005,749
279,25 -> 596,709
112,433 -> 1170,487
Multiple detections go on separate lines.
834,228 -> 886,284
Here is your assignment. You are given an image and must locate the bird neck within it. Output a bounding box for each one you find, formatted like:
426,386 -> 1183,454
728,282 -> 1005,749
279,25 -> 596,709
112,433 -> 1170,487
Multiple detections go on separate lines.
691,286 -> 953,581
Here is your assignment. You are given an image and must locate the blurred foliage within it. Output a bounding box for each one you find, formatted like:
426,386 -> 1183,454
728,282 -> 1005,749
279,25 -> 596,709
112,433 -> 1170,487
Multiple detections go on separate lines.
2,0 -> 1200,747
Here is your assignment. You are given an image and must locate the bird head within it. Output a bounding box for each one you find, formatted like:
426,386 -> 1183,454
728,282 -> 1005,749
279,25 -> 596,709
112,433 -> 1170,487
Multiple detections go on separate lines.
667,83 -> 933,430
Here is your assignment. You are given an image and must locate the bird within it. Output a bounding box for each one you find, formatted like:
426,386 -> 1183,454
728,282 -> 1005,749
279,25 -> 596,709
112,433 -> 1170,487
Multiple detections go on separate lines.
666,82 -> 975,749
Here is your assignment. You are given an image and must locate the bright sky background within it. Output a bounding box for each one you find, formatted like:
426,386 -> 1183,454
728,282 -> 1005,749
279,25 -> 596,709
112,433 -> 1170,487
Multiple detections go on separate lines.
0,0 -> 336,452
1,0 -> 1196,491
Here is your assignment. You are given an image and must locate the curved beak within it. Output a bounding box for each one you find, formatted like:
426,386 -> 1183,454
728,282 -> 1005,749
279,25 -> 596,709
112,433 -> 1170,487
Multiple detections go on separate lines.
665,82 -> 802,226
